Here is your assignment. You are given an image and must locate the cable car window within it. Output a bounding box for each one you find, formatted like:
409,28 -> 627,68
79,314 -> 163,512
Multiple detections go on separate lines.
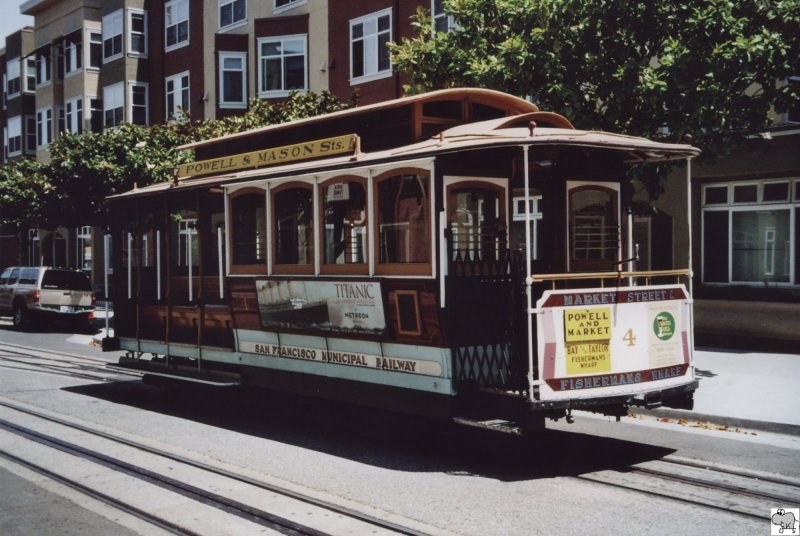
569,185 -> 618,270
375,171 -> 430,274
447,184 -> 506,262
231,191 -> 266,265
273,184 -> 314,268
321,177 -> 367,269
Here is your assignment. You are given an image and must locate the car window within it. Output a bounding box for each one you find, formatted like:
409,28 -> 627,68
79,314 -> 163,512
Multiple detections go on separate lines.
8,269 -> 20,285
41,270 -> 92,291
0,268 -> 11,284
19,268 -> 39,285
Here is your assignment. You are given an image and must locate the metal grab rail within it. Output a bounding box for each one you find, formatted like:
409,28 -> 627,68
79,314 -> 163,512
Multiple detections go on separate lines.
529,268 -> 692,289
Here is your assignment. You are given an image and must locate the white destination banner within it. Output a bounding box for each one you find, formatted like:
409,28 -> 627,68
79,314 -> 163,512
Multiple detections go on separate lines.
239,341 -> 442,377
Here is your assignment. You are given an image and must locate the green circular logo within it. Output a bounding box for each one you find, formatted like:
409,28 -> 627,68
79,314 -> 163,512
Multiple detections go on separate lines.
653,312 -> 675,341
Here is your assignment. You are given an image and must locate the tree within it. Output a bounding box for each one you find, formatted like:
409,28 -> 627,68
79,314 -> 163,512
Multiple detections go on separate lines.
0,158 -> 51,228
0,91 -> 355,230
391,0 -> 800,159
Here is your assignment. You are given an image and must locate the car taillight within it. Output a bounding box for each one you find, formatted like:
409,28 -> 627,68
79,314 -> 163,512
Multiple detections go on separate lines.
33,290 -> 40,304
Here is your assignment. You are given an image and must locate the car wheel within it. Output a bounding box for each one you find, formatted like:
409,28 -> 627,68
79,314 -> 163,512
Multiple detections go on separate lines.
12,304 -> 28,330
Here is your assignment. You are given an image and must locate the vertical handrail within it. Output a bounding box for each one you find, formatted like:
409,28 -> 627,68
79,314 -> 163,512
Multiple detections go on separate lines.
156,230 -> 161,301
217,226 -> 224,300
104,233 -> 110,336
522,145 -> 535,401
127,232 -> 132,300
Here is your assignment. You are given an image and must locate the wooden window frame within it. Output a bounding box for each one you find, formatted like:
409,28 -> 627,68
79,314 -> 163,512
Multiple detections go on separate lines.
567,183 -> 619,272
319,175 -> 369,275
271,181 -> 315,275
373,168 -> 433,276
394,289 -> 422,336
228,187 -> 267,275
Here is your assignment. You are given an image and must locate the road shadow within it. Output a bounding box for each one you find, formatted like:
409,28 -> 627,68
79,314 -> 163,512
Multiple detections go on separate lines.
64,379 -> 675,482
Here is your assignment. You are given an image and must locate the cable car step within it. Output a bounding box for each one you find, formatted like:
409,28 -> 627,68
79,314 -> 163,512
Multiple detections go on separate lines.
108,361 -> 241,386
452,417 -> 525,436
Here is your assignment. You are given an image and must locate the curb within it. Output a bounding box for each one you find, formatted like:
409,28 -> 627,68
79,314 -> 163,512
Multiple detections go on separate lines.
628,407 -> 800,437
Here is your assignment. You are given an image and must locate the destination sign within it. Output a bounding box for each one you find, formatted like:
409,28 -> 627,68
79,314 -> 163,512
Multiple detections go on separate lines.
178,134 -> 359,178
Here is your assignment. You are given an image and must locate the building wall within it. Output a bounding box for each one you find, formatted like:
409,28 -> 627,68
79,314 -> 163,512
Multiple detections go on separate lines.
327,0 -> 425,105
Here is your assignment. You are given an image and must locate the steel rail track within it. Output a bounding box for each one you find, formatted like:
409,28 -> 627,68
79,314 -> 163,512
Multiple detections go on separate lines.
574,457 -> 800,521
0,400 -> 428,536
0,448 -> 191,536
0,342 -> 138,381
0,418 -> 330,535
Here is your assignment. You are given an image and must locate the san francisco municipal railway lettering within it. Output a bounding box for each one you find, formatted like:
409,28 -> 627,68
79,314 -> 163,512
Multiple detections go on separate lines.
240,341 -> 441,376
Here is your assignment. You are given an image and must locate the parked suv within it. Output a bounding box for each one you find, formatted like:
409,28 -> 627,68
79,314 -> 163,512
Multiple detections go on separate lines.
0,267 -> 96,330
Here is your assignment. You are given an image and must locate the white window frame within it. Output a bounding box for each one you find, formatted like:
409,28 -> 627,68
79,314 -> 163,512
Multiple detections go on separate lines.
219,51 -> 247,108
64,36 -> 83,75
7,57 -> 21,97
165,71 -> 190,120
219,0 -> 247,31
65,96 -> 84,134
6,116 -> 22,156
701,180 -> 799,287
349,8 -> 393,84
25,115 -> 36,153
76,226 -> 93,272
36,107 -> 53,148
165,0 -> 190,52
36,51 -> 51,87
102,10 -> 124,62
129,82 -> 149,125
128,9 -> 148,57
24,57 -> 36,93
431,0 -> 456,34
103,82 -> 125,128
257,34 -> 308,98
88,31 -> 102,69
273,0 -> 305,15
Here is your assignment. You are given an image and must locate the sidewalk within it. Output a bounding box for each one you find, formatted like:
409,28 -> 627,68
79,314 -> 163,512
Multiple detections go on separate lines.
631,348 -> 800,436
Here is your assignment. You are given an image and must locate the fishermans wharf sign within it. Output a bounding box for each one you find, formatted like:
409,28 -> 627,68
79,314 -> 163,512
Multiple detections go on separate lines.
178,134 -> 359,178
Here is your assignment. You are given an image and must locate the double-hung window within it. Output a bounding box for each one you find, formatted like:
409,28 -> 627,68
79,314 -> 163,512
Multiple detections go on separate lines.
130,83 -> 148,125
36,51 -> 51,86
702,180 -> 799,286
274,0 -> 304,13
128,9 -> 147,56
36,107 -> 53,148
103,83 -> 124,128
24,58 -> 36,92
65,97 -> 84,134
219,0 -> 246,29
64,35 -> 82,74
350,9 -> 392,83
102,10 -> 123,61
219,52 -> 246,108
165,0 -> 189,50
165,72 -> 190,119
7,58 -> 20,97
258,35 -> 306,97
25,116 -> 36,153
89,32 -> 102,68
432,0 -> 456,33
6,116 -> 21,155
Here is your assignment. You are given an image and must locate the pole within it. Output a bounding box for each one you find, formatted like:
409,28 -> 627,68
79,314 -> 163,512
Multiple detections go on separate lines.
104,233 -> 110,335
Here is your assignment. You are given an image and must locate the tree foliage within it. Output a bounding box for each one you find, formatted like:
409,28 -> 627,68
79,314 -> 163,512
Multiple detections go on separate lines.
391,0 -> 800,156
0,91 -> 354,229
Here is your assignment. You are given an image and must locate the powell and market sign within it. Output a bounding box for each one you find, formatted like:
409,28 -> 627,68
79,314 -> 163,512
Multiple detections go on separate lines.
177,134 -> 359,178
